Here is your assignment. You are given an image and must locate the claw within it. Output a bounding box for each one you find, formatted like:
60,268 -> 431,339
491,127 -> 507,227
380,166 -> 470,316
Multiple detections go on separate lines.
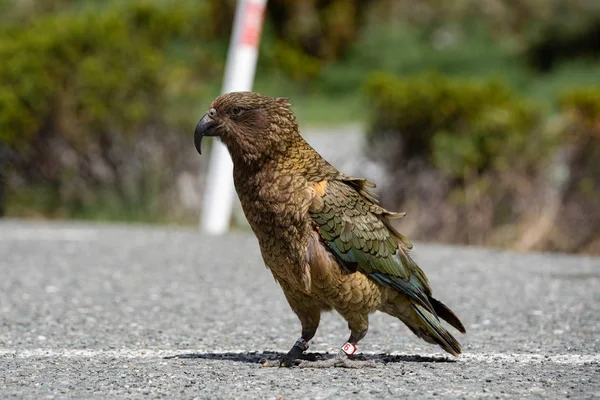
260,355 -> 299,368
259,358 -> 280,368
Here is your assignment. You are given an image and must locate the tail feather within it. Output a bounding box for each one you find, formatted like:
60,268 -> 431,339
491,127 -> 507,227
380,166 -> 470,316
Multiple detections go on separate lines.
429,296 -> 466,334
412,304 -> 462,357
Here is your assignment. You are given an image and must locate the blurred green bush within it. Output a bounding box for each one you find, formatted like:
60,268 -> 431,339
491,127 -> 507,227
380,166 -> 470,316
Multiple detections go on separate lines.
364,72 -> 600,253
559,88 -> 600,132
0,0 -> 211,221
544,87 -> 600,253
364,72 -> 544,179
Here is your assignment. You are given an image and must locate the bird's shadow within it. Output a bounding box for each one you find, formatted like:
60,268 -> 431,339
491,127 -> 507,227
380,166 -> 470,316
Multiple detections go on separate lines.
164,351 -> 455,364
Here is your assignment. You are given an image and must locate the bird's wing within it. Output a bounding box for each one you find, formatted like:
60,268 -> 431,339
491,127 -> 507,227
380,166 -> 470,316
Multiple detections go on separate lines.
308,178 -> 436,313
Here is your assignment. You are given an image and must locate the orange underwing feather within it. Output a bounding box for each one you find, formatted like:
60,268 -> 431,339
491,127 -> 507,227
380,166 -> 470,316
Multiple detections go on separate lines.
312,180 -> 328,197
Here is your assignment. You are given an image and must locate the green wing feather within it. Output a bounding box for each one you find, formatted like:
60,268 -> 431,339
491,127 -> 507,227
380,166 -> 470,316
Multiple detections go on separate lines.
309,179 -> 436,314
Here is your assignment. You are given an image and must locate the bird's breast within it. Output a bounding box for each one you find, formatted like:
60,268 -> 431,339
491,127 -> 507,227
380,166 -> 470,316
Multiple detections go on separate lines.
234,167 -> 311,264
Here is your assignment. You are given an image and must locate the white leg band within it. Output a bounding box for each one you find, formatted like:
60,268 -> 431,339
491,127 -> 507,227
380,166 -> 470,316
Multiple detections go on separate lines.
341,342 -> 356,356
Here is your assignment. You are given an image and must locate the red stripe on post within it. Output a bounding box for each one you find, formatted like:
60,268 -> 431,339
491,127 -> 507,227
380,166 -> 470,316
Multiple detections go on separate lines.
240,0 -> 266,48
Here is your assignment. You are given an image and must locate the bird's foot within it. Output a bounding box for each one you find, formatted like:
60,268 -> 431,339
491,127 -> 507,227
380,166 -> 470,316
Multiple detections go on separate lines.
260,341 -> 379,368
298,350 -> 378,369
260,337 -> 314,368
299,343 -> 379,369
260,354 -> 297,368
260,352 -> 320,368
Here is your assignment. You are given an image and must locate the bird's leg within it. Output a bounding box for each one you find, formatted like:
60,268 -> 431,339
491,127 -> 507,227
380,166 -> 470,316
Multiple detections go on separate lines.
261,304 -> 320,367
299,319 -> 378,368
261,328 -> 317,367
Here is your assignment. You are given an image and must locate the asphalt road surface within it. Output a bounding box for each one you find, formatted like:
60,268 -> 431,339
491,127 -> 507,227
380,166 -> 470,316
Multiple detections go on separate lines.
1,220 -> 599,399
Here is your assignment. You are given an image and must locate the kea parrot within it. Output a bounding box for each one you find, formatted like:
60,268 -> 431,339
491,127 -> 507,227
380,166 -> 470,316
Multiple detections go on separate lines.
194,91 -> 465,368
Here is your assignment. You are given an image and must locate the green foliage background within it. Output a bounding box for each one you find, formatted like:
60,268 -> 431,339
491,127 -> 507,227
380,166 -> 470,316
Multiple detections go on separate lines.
0,0 -> 599,253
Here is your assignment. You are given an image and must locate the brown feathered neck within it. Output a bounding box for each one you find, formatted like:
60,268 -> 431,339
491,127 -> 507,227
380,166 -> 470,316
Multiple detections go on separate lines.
211,92 -> 320,172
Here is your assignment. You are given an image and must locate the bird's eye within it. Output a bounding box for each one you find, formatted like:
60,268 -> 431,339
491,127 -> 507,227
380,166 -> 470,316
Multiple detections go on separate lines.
231,106 -> 243,116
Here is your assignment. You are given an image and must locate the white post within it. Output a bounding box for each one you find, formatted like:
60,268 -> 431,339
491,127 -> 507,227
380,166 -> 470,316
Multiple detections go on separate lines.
200,0 -> 267,234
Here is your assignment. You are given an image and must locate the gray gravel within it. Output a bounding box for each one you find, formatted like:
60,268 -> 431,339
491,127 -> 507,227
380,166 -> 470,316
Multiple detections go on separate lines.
0,220 -> 599,399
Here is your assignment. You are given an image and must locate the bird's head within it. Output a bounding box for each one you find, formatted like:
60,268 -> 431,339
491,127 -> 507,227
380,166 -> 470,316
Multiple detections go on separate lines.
194,91 -> 298,164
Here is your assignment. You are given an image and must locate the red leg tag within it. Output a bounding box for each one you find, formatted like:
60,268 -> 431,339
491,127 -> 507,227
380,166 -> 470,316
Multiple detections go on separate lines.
341,342 -> 356,356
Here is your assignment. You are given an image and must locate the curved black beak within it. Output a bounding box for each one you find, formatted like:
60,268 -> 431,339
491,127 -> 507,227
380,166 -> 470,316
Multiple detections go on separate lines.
194,114 -> 216,155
